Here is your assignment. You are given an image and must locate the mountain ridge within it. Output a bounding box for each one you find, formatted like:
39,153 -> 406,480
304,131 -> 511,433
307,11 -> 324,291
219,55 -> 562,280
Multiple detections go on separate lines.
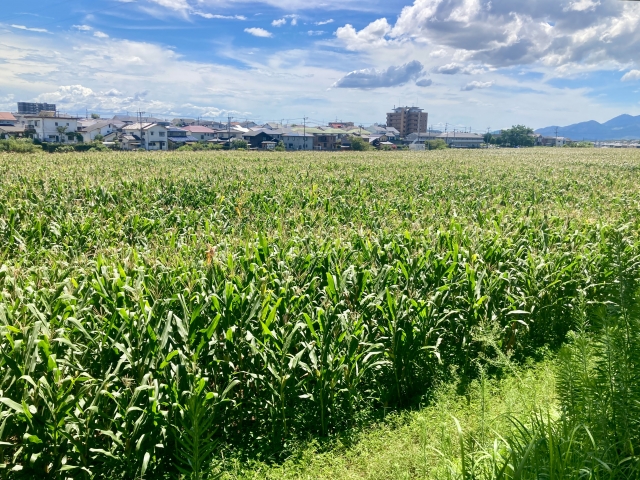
535,114 -> 640,140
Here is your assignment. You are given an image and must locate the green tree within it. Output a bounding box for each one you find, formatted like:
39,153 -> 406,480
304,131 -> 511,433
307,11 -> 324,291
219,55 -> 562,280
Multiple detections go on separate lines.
425,139 -> 449,150
91,113 -> 101,119
483,132 -> 493,144
275,140 -> 286,151
56,126 -> 68,143
230,139 -> 248,150
349,136 -> 371,151
500,125 -> 535,147
94,134 -> 104,142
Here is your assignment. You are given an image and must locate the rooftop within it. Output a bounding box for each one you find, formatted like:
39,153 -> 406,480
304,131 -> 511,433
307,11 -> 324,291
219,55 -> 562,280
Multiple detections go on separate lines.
0,112 -> 17,122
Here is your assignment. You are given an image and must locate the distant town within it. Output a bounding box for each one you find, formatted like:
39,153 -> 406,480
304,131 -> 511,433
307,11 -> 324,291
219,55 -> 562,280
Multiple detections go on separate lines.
1,102 -> 639,151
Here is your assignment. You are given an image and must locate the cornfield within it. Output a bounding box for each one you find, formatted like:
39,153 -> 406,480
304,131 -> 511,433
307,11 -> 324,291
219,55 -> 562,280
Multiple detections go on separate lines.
0,149 -> 639,479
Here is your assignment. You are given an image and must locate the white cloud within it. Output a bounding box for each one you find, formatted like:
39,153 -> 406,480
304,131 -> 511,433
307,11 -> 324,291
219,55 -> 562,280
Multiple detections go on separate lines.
565,0 -> 600,12
245,27 -> 273,37
272,18 -> 287,27
308,30 -> 324,36
621,70 -> 640,82
191,11 -> 247,20
73,25 -> 92,31
94,31 -> 109,38
332,61 -> 424,89
335,18 -> 391,50
461,80 -> 493,91
148,0 -> 189,10
334,0 -> 640,73
315,19 -> 333,25
10,24 -> 50,33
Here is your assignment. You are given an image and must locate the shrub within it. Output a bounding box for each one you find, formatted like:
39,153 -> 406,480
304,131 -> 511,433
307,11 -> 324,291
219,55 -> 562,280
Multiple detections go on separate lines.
425,139 -> 449,150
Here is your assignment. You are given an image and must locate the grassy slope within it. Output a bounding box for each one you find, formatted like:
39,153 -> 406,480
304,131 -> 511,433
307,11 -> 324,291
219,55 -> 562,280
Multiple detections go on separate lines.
221,361 -> 556,479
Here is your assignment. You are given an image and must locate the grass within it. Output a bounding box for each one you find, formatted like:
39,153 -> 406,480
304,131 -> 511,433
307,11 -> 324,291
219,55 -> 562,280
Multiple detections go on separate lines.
220,360 -> 557,480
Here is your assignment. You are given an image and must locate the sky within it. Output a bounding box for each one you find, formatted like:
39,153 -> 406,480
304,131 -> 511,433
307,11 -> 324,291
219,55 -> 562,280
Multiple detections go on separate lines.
1,0 -> 640,131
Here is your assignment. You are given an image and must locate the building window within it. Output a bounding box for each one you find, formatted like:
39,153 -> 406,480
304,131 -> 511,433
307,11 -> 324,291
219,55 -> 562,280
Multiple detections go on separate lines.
151,131 -> 155,135
55,122 -> 58,126
159,132 -> 165,137
66,123 -> 69,126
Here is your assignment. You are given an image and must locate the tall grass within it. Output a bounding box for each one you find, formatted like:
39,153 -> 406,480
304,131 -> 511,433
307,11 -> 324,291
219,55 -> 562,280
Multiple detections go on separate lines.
0,150 -> 639,478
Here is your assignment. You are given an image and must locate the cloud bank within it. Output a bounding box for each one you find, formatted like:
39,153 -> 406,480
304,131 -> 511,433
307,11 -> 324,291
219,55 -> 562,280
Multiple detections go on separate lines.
332,61 -> 424,89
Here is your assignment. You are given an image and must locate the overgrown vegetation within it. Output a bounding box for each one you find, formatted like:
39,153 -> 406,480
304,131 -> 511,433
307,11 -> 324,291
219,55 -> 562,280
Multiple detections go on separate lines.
0,150 -> 639,478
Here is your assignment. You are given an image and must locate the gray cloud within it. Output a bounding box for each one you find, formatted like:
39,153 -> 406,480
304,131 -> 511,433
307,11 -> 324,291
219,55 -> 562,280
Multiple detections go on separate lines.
415,78 -> 432,87
461,81 -> 493,91
332,60 -> 424,89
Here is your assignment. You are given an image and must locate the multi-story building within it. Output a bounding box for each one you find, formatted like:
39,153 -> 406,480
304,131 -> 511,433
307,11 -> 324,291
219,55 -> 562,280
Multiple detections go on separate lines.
17,102 -> 56,115
386,107 -> 428,138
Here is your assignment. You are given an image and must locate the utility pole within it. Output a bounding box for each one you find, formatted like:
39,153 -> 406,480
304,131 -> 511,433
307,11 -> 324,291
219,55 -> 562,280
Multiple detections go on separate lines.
227,115 -> 232,146
303,116 -> 308,150
555,126 -> 559,147
137,110 -> 146,150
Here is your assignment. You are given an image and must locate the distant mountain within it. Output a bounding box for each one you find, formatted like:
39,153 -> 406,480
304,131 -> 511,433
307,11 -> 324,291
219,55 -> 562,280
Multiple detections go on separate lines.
535,114 -> 640,140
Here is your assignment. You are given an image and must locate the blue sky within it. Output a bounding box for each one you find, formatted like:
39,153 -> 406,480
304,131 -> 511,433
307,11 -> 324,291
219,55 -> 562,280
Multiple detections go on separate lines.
1,0 -> 640,130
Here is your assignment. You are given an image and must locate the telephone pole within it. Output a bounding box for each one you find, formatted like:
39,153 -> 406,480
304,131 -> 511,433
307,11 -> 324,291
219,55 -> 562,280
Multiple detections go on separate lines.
137,110 -> 146,150
227,115 -> 232,147
303,116 -> 308,150
555,126 -> 559,147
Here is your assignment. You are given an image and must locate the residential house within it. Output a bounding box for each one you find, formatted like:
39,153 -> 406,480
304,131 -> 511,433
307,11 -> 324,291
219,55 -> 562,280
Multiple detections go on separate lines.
122,123 -> 168,150
328,122 -> 355,129
0,112 -> 24,138
112,115 -> 170,126
13,112 -> 80,143
314,133 -> 337,150
282,132 -> 314,150
540,136 -> 568,147
167,127 -> 198,148
79,120 -> 125,142
184,125 -> 217,141
172,118 -> 197,126
215,125 -> 249,141
404,132 -> 440,143
243,130 -> 276,148
367,124 -> 400,140
438,132 -> 483,148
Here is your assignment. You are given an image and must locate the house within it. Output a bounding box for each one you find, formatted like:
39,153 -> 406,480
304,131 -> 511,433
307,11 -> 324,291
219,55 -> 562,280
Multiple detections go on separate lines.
367,124 -> 400,140
328,122 -> 355,129
215,125 -> 250,140
13,112 -> 80,143
0,112 -> 25,138
0,112 -> 17,126
282,132 -> 314,150
183,125 -> 217,141
262,141 -> 277,150
122,123 -> 168,150
112,115 -> 170,126
172,118 -> 197,126
404,132 -> 440,143
243,130 -> 276,148
540,136 -> 568,147
120,134 -> 143,150
78,120 -> 125,142
314,133 -> 337,150
437,132 -> 483,148
167,127 -> 198,148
